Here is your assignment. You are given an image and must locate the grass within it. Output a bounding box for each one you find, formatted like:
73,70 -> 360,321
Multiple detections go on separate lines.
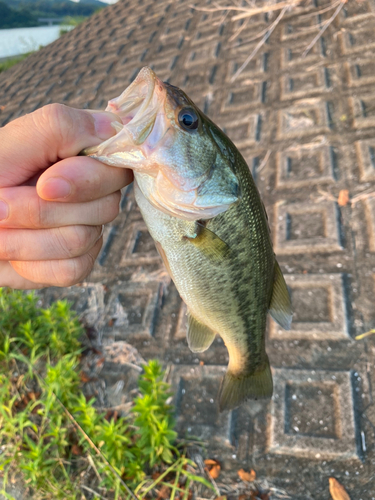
0,288 -> 214,500
59,16 -> 86,35
0,53 -> 31,73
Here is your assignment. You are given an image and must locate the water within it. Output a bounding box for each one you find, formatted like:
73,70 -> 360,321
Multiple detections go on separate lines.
0,26 -> 72,59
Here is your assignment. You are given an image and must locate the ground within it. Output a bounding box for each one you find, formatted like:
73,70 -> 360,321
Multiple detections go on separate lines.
0,0 -> 375,498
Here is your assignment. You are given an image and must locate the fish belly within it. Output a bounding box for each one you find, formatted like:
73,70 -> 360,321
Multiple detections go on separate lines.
134,180 -> 273,371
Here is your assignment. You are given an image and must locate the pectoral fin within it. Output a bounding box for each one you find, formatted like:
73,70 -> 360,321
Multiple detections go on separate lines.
154,241 -> 174,279
269,261 -> 292,330
187,314 -> 216,353
186,223 -> 230,261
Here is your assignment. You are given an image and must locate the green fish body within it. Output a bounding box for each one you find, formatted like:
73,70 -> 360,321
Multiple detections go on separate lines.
83,67 -> 292,411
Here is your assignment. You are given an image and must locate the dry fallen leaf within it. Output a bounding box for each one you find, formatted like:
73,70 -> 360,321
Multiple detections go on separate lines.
338,189 -> 350,207
80,371 -> 90,383
329,477 -> 351,500
156,484 -> 171,500
215,497 -> 227,500
205,459 -> 221,479
71,444 -> 83,456
238,468 -> 256,482
27,391 -> 40,401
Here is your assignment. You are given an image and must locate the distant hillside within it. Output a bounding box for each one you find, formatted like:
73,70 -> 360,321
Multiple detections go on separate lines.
2,0 -> 106,8
0,0 -> 106,28
0,1 -> 38,28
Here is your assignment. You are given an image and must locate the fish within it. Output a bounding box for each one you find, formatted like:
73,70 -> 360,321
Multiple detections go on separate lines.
82,66 -> 292,411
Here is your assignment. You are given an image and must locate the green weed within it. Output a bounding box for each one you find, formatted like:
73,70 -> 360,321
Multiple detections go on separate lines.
59,16 -> 86,35
0,53 -> 32,73
0,289 -> 214,499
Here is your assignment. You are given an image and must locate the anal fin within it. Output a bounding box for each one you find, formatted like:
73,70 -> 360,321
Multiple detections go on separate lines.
187,314 -> 216,353
269,260 -> 292,330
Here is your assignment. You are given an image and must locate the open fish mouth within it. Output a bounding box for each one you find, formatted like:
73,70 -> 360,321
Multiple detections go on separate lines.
82,67 -> 168,168
82,66 -> 240,221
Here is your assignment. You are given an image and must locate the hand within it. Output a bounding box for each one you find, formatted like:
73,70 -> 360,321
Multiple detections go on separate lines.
0,104 -> 133,289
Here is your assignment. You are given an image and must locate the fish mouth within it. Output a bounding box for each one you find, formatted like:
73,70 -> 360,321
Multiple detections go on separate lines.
82,67 -> 167,167
82,67 -> 240,221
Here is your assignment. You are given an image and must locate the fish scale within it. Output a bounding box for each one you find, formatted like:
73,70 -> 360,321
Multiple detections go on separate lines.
82,66 -> 292,411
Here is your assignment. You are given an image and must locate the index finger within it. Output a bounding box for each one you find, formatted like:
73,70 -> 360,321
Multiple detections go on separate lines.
0,104 -> 121,188
36,155 -> 133,203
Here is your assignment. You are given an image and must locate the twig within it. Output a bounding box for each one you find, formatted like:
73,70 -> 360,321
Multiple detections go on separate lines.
202,464 -> 221,497
229,16 -> 250,42
258,150 -> 272,172
232,22 -> 272,45
351,191 -> 375,206
163,363 -> 173,383
81,484 -> 108,500
121,362 -> 143,372
215,9 -> 230,26
355,329 -> 375,340
203,467 -> 220,497
297,0 -> 342,20
316,187 -> 336,202
232,0 -> 303,21
87,453 -> 103,483
302,1 -> 345,57
190,4 -> 254,14
230,6 -> 288,82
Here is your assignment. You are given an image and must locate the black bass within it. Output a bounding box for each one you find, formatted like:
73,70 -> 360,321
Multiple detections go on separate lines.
83,67 -> 292,411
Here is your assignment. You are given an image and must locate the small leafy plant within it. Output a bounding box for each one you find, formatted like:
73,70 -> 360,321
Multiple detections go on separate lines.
0,288 -> 213,499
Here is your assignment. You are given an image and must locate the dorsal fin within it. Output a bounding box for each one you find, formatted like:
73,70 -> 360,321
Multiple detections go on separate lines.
187,314 -> 216,353
269,261 -> 292,330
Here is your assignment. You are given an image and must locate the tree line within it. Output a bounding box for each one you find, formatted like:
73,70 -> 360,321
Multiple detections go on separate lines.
0,0 -> 105,29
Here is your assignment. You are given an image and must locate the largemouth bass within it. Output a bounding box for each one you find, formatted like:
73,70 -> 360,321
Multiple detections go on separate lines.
83,67 -> 292,411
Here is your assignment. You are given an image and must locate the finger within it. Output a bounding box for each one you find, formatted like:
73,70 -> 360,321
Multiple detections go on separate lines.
0,104 -> 121,188
9,238 -> 103,288
0,261 -> 47,290
0,225 -> 102,261
36,155 -> 133,202
0,186 -> 121,228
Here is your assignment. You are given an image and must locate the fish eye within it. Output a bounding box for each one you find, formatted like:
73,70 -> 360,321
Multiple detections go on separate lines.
178,108 -> 199,131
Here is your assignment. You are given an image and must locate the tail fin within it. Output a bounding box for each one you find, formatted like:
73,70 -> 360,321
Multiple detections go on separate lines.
218,357 -> 273,412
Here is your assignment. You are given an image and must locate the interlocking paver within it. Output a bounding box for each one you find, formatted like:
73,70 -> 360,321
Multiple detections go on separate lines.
1,0 -> 375,496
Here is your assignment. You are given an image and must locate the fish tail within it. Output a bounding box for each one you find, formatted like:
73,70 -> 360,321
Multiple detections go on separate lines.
218,356 -> 273,412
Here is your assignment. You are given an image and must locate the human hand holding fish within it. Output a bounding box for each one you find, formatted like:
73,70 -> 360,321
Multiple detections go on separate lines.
0,104 -> 132,289
82,67 -> 293,411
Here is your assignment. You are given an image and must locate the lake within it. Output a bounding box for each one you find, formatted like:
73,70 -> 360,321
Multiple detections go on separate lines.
0,26 -> 73,59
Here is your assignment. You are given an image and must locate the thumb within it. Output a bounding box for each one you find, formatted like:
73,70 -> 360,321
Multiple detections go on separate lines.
0,104 -> 121,188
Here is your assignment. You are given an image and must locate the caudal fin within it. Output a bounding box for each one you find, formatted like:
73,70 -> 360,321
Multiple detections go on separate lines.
218,357 -> 273,412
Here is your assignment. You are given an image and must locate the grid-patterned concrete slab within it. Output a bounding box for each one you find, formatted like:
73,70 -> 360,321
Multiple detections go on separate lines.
1,0 -> 375,497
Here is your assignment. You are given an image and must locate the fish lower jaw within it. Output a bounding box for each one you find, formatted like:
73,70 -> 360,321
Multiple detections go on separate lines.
149,197 -> 234,221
